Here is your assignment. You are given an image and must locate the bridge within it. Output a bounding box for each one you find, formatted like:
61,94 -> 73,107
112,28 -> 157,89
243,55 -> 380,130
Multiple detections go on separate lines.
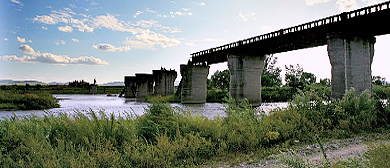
179,1 -> 390,105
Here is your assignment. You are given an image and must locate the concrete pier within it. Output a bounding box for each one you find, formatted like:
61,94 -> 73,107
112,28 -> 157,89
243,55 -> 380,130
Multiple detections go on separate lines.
327,33 -> 375,99
228,54 -> 266,106
135,74 -> 154,101
153,68 -> 177,96
180,64 -> 209,104
124,76 -> 137,98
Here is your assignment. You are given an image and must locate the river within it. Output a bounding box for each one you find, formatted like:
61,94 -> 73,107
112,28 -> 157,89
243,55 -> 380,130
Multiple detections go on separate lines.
0,94 -> 288,119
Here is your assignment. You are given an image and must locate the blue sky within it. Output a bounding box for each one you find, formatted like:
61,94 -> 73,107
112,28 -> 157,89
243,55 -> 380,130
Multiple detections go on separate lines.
1,0 -> 390,84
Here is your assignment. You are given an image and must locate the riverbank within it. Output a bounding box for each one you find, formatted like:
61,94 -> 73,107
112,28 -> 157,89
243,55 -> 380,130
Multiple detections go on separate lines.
1,89 -> 389,167
0,90 -> 59,110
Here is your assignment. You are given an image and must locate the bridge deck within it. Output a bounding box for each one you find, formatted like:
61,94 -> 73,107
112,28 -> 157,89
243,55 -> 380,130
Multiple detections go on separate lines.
191,1 -> 390,65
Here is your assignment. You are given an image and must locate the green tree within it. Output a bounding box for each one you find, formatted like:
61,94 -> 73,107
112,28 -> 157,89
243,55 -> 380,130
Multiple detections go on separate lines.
372,76 -> 386,85
262,55 -> 282,87
319,78 -> 331,86
284,64 -> 316,90
210,69 -> 230,91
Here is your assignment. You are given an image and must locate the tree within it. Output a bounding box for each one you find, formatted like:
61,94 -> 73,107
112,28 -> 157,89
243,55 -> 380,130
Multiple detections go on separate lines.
210,69 -> 230,91
262,55 -> 282,87
319,78 -> 331,86
284,64 -> 316,90
301,72 -> 316,85
372,76 -> 386,85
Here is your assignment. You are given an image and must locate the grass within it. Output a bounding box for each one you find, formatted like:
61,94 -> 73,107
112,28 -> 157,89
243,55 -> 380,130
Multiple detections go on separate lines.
0,88 -> 389,167
0,90 -> 60,110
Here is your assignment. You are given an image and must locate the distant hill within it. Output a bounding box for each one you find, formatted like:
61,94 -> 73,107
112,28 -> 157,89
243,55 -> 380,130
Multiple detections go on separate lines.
100,81 -> 124,86
0,80 -> 47,85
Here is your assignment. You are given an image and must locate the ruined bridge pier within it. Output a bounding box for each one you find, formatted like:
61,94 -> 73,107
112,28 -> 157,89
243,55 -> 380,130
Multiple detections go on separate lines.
327,33 -> 375,99
123,68 -> 177,100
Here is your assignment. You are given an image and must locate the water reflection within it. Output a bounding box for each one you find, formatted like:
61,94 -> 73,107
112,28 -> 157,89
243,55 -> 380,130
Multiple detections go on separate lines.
0,94 -> 288,119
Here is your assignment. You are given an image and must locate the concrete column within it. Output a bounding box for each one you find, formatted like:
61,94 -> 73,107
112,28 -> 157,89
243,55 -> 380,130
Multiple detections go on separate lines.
124,76 -> 137,98
135,74 -> 154,101
153,69 -> 177,96
228,54 -> 266,107
327,33 -> 375,99
180,64 -> 209,104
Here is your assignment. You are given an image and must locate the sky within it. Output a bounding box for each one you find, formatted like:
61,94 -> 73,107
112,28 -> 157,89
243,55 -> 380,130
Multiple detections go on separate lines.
1,0 -> 390,84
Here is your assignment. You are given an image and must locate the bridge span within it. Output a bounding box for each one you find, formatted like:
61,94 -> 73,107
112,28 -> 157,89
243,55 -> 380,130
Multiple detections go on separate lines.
179,1 -> 390,105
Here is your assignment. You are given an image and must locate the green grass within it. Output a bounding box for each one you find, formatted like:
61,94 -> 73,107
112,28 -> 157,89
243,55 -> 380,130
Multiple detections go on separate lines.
0,90 -> 60,110
0,88 -> 389,167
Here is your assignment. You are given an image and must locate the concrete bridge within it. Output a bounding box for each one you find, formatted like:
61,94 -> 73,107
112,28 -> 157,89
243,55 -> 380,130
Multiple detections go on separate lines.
123,68 -> 177,101
180,1 -> 390,106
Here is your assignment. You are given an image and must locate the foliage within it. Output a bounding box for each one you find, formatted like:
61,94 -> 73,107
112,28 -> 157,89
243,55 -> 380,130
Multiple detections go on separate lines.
284,64 -> 316,91
0,90 -> 59,110
1,89 -> 390,167
372,75 -> 387,85
262,55 -> 282,87
209,70 -> 230,91
68,79 -> 90,88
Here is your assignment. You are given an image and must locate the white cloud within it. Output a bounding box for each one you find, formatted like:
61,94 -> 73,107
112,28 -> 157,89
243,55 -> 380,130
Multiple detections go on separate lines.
134,11 -> 143,18
157,14 -> 168,18
185,41 -> 197,47
145,8 -> 156,13
19,45 -> 36,55
3,44 -> 108,65
237,12 -> 256,22
11,0 -> 23,6
41,26 -> 47,30
58,25 -> 73,32
4,38 -> 8,41
92,43 -> 131,52
136,31 -> 181,48
305,0 -> 332,6
72,38 -> 79,43
182,8 -> 190,11
17,36 -> 26,43
196,2 -> 206,6
27,40 -> 33,43
335,0 -> 358,12
92,13 -> 138,33
55,40 -> 65,45
123,38 -> 156,50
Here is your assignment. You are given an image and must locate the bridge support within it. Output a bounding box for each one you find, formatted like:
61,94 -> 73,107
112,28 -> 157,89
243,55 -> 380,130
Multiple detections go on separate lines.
135,74 -> 154,101
327,33 -> 375,99
180,64 -> 209,104
153,69 -> 177,96
228,54 -> 266,106
124,76 -> 137,98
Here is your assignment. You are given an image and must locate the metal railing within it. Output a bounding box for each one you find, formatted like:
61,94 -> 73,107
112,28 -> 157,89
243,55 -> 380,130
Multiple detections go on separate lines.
191,1 -> 390,58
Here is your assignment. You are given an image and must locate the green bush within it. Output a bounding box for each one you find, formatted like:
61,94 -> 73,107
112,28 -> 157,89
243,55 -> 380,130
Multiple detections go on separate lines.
0,90 -> 59,110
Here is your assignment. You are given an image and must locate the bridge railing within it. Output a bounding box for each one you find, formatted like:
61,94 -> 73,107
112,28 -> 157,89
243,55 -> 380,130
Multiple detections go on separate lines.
191,1 -> 390,59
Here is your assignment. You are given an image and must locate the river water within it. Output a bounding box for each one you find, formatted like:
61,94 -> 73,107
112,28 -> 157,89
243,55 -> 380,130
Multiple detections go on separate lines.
0,94 -> 288,119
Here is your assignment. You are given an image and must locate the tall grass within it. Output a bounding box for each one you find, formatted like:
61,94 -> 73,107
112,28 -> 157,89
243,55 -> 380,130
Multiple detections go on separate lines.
0,90 -> 59,110
1,88 -> 389,167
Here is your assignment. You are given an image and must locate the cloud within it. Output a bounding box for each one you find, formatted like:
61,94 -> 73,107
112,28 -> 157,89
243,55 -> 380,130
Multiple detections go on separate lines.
55,40 -> 65,45
134,11 -> 143,18
19,45 -> 36,55
123,38 -> 156,50
196,2 -> 206,6
305,0 -> 332,6
11,0 -> 23,6
203,38 -> 224,42
136,31 -> 181,48
361,0 -> 379,5
41,26 -> 47,30
237,12 -> 256,22
92,13 -> 137,33
4,38 -> 8,41
58,25 -> 73,32
17,36 -> 26,43
185,41 -> 197,47
145,8 -> 156,13
92,43 -> 131,52
335,0 -> 358,12
72,38 -> 79,43
3,45 -> 108,65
